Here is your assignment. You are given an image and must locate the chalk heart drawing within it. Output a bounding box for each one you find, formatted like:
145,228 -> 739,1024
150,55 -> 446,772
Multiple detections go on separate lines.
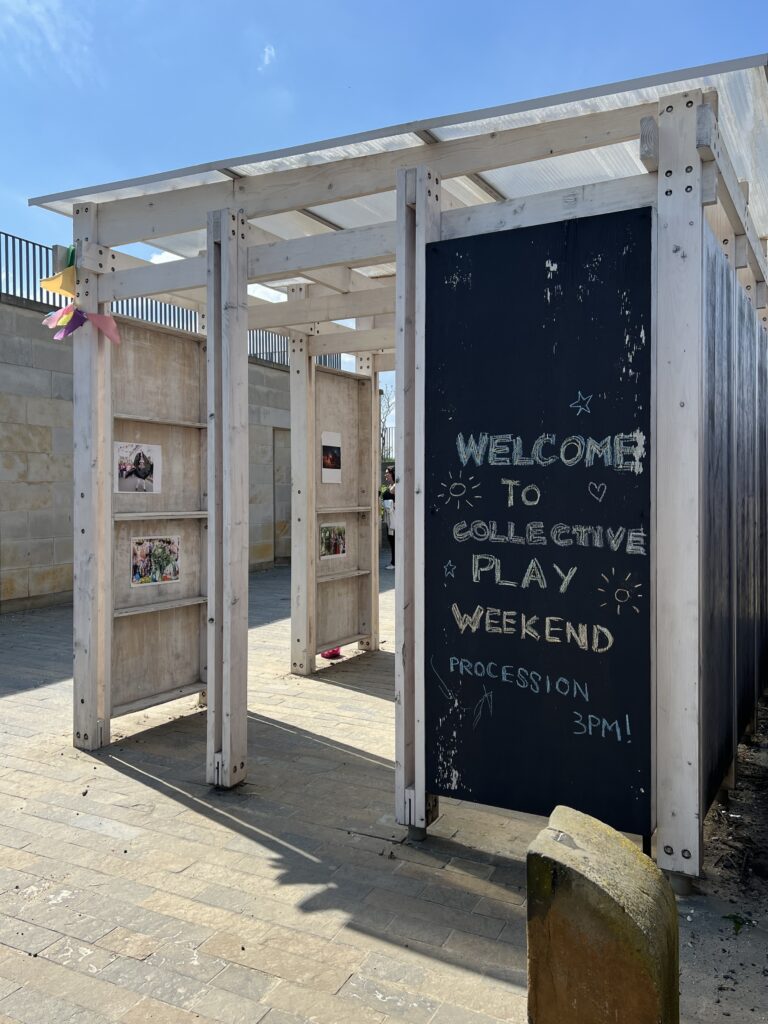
588,481 -> 607,503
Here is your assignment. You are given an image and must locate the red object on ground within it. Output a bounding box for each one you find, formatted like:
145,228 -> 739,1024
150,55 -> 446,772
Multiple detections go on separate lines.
320,648 -> 342,659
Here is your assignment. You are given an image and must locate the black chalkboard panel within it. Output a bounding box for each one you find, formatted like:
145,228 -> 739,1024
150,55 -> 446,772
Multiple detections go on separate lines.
424,208 -> 652,836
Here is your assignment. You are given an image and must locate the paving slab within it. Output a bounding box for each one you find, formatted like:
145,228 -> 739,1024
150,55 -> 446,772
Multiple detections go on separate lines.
0,559 -> 766,1023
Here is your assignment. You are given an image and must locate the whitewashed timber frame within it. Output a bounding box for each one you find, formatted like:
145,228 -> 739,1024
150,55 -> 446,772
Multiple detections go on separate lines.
48,58 -> 767,855
395,100 -> 766,876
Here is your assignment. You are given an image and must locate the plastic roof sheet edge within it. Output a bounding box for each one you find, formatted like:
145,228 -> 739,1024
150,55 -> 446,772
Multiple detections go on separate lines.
29,52 -> 768,213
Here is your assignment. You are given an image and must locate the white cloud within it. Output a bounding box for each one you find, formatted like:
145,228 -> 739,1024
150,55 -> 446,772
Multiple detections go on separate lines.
258,43 -> 276,72
149,251 -> 183,264
0,0 -> 92,79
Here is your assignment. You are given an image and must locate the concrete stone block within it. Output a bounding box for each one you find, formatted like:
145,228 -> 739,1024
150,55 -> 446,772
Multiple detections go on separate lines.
0,392 -> 26,425
0,568 -> 29,601
265,388 -> 290,411
250,463 -> 274,486
52,426 -> 74,454
0,362 -> 51,397
28,563 -> 72,596
27,453 -> 74,483
0,453 -> 27,482
0,511 -> 28,539
0,422 -> 51,453
25,396 -> 72,427
0,337 -> 33,367
51,372 -> 74,400
0,306 -> 17,333
0,538 -> 54,569
250,541 -> 274,565
54,537 -> 74,564
248,424 -> 273,446
0,482 -> 52,511
52,481 -> 73,509
260,407 -> 291,429
28,509 -> 72,539
31,339 -> 73,373
527,805 -> 678,1024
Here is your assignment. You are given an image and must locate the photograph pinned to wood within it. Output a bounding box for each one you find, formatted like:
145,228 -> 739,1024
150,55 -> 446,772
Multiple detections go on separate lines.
130,536 -> 180,586
321,431 -> 342,484
115,442 -> 162,493
319,522 -> 347,559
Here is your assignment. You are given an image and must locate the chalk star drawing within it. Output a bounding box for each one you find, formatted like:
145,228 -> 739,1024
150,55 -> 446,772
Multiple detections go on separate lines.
569,391 -> 593,416
597,567 -> 643,615
443,560 -> 457,578
436,469 -> 482,510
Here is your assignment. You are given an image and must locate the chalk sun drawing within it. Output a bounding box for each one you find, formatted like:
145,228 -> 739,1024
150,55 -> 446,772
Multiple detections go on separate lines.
597,567 -> 643,615
436,469 -> 481,510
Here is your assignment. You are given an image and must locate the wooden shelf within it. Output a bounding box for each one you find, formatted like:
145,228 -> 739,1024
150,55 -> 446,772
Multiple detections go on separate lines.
317,569 -> 371,583
114,595 -> 207,618
315,632 -> 368,654
112,680 -> 205,718
317,506 -> 372,514
114,413 -> 207,429
113,511 -> 207,521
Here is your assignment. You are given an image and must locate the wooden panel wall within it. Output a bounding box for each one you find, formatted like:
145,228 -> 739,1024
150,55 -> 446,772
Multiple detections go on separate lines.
700,226 -> 736,809
734,282 -> 759,736
110,326 -> 207,718
314,367 -> 375,652
112,605 -> 202,714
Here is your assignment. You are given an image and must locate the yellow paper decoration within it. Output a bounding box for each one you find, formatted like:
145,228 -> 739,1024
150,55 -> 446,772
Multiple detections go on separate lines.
40,265 -> 77,299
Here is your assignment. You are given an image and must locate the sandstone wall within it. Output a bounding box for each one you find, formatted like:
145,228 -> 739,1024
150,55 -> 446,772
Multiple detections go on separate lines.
0,298 -> 291,612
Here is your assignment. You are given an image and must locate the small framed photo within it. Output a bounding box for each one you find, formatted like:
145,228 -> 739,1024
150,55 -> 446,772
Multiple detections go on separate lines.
321,431 -> 341,484
319,522 -> 346,559
115,442 -> 162,493
130,536 -> 180,586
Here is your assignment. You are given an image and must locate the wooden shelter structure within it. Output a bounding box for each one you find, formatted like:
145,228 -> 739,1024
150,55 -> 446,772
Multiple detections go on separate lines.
31,53 -> 768,876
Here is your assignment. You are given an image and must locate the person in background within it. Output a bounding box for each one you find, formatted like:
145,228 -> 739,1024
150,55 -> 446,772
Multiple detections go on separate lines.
382,465 -> 396,569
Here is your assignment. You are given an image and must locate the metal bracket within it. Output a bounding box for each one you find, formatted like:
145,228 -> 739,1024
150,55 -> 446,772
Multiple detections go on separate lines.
404,787 -> 416,826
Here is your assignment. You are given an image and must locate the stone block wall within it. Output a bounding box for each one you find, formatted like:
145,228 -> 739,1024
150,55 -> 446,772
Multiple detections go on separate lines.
273,427 -> 291,561
0,297 -> 291,612
248,363 -> 292,567
0,302 -> 74,610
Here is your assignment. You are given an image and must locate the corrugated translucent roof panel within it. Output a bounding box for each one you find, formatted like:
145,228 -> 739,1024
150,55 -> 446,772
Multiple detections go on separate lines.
305,192 -> 397,229
39,170 -> 234,218
30,56 -> 768,239
483,142 -> 645,200
230,133 -> 426,177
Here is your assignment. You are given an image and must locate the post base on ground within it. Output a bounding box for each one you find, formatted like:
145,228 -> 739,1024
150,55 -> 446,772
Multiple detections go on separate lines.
665,870 -> 695,896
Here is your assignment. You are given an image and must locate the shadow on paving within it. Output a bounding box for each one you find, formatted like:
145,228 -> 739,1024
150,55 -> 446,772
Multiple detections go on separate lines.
0,603 -> 74,694
101,706 -> 528,987
0,556 -> 393,694
305,649 -> 396,702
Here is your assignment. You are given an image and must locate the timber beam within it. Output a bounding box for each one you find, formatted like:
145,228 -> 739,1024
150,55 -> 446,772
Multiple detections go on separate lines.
696,103 -> 768,284
94,102 -> 657,246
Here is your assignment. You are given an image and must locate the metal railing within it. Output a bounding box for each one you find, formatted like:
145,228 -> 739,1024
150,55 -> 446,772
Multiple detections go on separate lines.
0,230 -> 340,369
1,232 -> 62,308
381,425 -> 395,460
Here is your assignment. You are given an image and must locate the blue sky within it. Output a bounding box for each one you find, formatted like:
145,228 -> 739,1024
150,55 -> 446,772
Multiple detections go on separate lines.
2,0 -> 766,248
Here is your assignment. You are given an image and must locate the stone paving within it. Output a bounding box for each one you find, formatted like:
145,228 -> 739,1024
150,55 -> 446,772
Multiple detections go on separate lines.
0,561 -> 534,1023
2,563 -> 766,1023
